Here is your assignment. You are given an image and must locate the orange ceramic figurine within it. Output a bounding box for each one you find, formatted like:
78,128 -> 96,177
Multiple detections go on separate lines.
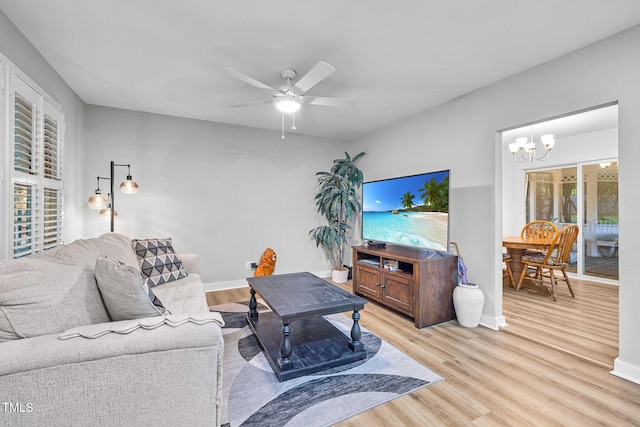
254,248 -> 277,276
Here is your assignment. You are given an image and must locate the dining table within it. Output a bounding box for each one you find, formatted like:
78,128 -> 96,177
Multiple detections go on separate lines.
502,235 -> 555,288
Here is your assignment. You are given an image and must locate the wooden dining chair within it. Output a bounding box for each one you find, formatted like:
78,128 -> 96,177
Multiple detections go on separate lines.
516,224 -> 580,301
520,220 -> 560,262
502,253 -> 515,288
520,220 -> 559,239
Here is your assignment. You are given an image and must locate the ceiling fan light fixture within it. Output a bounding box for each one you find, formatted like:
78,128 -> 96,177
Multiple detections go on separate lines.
274,96 -> 302,113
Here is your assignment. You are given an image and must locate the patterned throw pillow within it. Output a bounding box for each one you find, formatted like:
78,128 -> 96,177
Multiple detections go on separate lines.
132,238 -> 188,287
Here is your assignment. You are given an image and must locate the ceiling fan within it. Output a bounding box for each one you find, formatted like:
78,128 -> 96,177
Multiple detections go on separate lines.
226,61 -> 356,114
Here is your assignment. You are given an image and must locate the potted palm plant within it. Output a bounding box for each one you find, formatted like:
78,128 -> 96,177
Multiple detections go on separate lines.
310,151 -> 366,283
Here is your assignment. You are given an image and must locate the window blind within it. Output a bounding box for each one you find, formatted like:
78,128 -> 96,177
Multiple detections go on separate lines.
14,93 -> 34,175
43,188 -> 61,250
43,114 -> 59,180
13,183 -> 34,258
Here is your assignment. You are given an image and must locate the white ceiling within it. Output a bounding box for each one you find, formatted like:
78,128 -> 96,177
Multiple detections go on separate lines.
1,1 -> 639,141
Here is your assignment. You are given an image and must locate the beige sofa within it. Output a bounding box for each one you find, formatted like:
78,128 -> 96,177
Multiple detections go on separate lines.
0,233 -> 224,427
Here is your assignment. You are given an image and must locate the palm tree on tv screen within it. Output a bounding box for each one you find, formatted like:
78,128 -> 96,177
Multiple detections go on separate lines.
418,176 -> 449,212
401,192 -> 415,210
436,174 -> 449,212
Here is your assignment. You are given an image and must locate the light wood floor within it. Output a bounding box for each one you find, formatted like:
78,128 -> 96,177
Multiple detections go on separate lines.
502,277 -> 618,370
207,280 -> 640,426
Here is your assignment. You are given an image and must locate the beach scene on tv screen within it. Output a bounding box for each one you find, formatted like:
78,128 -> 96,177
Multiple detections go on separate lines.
362,170 -> 449,251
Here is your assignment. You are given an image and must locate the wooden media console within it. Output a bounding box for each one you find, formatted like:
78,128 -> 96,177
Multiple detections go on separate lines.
352,244 -> 458,328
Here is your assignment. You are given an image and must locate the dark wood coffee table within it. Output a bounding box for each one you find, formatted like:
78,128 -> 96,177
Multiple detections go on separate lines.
246,272 -> 367,381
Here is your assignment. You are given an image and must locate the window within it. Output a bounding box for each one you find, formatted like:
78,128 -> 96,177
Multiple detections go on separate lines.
525,163 -> 618,281
1,56 -> 64,259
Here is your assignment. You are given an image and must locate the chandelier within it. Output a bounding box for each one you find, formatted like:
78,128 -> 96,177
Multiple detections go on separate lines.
508,127 -> 556,163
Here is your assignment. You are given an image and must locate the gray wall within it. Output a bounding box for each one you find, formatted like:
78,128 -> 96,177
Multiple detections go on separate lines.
83,106 -> 346,287
352,25 -> 640,382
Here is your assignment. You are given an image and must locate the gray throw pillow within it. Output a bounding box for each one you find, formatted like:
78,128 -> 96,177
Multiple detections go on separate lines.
94,255 -> 169,321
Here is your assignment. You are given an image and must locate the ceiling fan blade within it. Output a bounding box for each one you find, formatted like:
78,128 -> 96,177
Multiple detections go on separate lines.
226,68 -> 277,91
294,61 -> 335,93
228,99 -> 272,108
306,96 -> 356,108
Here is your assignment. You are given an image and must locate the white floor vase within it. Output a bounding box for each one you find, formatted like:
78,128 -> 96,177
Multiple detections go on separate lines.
452,283 -> 485,328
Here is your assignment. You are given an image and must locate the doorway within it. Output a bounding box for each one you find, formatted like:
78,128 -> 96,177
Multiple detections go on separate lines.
501,103 -> 618,280
499,103 -> 619,367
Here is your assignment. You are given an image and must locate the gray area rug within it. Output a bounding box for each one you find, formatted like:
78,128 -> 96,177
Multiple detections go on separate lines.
210,301 -> 443,427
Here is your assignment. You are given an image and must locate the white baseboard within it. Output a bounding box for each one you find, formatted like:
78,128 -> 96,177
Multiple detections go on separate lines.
203,270 -> 333,293
479,314 -> 507,331
203,280 -> 248,292
611,358 -> 640,385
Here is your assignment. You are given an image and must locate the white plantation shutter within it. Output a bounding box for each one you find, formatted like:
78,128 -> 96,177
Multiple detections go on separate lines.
43,188 -> 62,250
14,93 -> 35,174
43,115 -> 59,180
13,183 -> 35,258
43,98 -> 63,181
39,99 -> 64,253
3,72 -> 65,259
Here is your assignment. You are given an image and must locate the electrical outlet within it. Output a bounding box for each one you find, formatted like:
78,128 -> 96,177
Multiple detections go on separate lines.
246,261 -> 257,270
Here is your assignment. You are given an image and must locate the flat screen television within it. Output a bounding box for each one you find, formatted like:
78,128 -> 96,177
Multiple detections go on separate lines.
361,169 -> 450,251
